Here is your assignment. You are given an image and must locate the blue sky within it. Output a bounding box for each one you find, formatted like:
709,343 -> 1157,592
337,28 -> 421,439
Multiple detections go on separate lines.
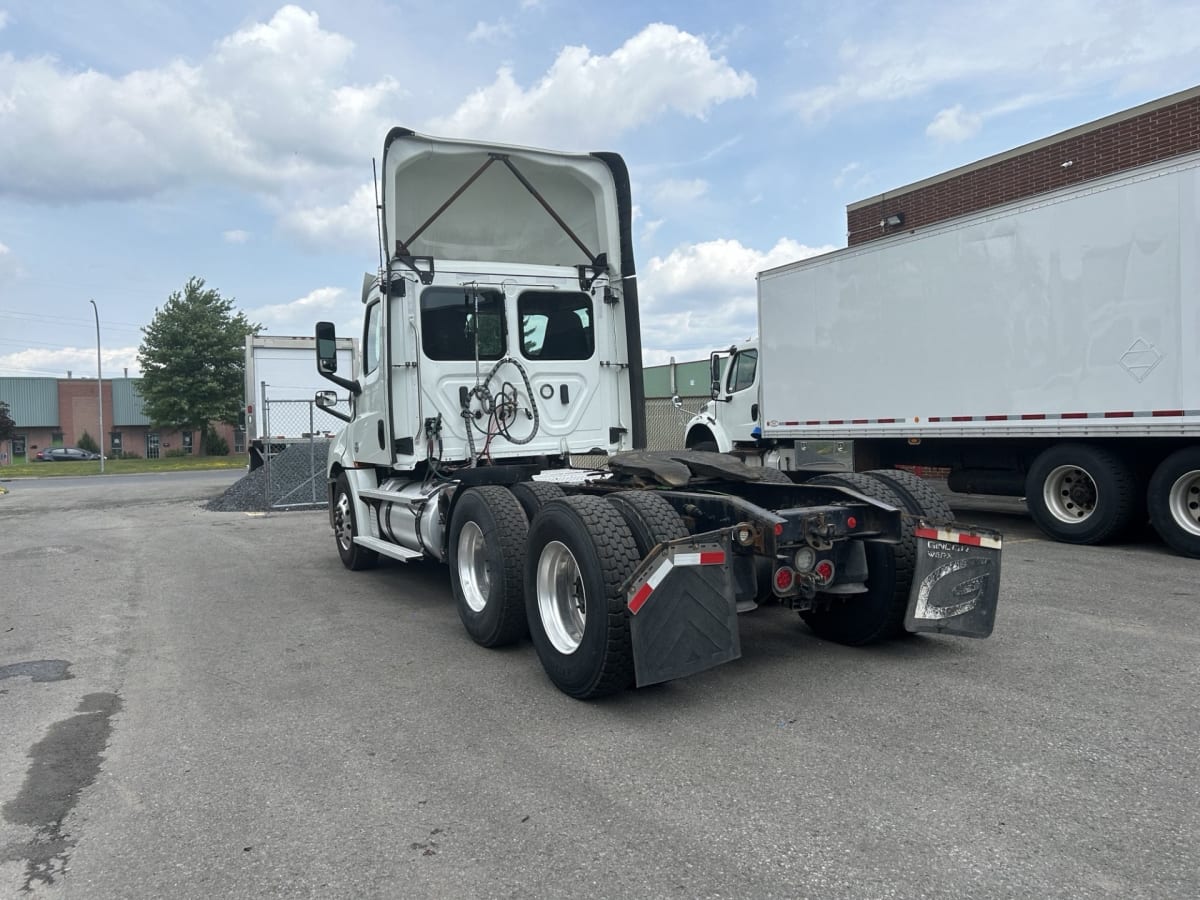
1,0 -> 1198,377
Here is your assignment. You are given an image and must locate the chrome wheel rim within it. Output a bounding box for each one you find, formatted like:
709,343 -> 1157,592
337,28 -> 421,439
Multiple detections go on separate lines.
1043,464 -> 1098,524
457,521 -> 490,613
537,541 -> 585,655
334,491 -> 354,550
1167,468 -> 1200,538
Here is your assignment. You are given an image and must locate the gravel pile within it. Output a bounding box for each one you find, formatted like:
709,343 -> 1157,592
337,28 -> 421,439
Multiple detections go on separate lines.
206,440 -> 330,512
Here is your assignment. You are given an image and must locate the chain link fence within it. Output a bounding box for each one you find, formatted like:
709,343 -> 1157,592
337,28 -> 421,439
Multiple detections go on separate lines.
260,398 -> 346,509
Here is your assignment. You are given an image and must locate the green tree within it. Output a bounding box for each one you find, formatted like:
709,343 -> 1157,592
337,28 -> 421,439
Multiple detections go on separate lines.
77,430 -> 100,453
137,277 -> 259,441
0,400 -> 14,442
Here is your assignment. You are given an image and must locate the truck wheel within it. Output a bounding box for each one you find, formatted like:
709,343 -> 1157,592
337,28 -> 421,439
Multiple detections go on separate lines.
333,472 -> 378,571
449,486 -> 529,648
1025,444 -> 1135,544
511,481 -> 565,522
864,469 -> 954,522
691,441 -> 719,453
800,474 -> 915,645
607,491 -> 688,556
1147,447 -> 1200,558
524,496 -> 640,699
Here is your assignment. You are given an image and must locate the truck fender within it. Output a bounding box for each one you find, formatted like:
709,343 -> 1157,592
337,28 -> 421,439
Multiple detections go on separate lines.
333,467 -> 381,539
683,413 -> 734,453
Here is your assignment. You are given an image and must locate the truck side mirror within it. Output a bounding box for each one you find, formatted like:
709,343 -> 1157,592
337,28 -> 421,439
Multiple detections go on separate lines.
316,321 -> 338,374
709,353 -> 722,399
315,390 -> 338,409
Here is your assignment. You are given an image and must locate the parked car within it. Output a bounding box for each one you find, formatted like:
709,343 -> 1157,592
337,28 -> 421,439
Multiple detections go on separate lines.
44,447 -> 102,461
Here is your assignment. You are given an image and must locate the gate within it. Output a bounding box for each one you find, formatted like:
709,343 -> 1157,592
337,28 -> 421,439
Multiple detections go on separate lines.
260,397 -> 348,509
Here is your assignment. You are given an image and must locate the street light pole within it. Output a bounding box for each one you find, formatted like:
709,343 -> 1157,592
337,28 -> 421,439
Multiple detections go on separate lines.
89,299 -> 104,474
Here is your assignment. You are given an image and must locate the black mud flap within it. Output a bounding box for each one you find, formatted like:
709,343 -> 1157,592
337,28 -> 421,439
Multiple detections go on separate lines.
905,522 -> 1003,638
625,534 -> 740,687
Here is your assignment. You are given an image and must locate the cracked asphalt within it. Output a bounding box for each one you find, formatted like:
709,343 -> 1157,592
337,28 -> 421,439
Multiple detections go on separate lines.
1,471 -> 1197,899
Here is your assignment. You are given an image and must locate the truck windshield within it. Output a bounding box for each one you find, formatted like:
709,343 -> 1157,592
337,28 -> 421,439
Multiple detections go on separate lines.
420,287 -> 507,360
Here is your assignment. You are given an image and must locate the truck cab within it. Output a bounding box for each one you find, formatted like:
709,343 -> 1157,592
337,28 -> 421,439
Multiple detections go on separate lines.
684,339 -> 761,454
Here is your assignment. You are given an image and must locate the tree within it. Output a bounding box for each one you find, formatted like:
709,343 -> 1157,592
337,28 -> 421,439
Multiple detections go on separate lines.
77,430 -> 100,453
0,399 -> 14,442
137,277 -> 259,440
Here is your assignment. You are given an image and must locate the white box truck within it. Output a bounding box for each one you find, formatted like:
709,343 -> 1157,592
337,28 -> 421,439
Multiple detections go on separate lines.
684,151 -> 1200,557
244,334 -> 357,469
307,128 -> 1004,699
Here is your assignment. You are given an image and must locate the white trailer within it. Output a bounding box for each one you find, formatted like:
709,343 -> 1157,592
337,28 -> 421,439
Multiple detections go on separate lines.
685,151 -> 1200,557
244,334 -> 357,468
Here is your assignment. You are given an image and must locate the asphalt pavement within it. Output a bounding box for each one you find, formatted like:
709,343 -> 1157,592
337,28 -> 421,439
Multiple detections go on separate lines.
1,474 -> 1196,899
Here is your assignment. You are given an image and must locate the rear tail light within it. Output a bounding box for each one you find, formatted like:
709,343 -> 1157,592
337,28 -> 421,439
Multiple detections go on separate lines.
774,566 -> 795,593
814,559 -> 835,586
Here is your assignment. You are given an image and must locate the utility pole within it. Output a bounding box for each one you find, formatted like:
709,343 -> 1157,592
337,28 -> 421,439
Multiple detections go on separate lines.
89,299 -> 104,474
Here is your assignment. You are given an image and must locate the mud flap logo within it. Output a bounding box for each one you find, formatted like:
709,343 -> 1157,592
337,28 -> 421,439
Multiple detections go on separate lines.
907,527 -> 1002,638
914,557 -> 993,620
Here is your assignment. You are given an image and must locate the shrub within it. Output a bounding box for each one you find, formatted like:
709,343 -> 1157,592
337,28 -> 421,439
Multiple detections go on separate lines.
78,430 -> 100,453
202,431 -> 230,456
164,448 -> 188,458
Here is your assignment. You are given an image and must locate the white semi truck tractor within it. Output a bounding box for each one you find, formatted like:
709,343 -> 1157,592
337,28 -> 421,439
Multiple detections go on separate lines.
685,152 -> 1200,558
313,129 -> 1003,699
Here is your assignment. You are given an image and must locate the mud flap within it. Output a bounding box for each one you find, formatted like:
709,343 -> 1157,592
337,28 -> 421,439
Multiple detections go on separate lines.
905,523 -> 1003,638
625,535 -> 740,687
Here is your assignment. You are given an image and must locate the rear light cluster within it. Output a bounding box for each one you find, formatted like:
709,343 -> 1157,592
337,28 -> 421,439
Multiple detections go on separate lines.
773,550 -> 836,596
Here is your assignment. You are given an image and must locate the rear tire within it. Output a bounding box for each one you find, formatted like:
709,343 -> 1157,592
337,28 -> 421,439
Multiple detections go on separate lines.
524,496 -> 640,698
333,473 -> 378,571
864,468 -> 954,522
448,486 -> 529,647
691,440 -> 719,453
1147,447 -> 1200,558
1025,444 -> 1135,544
511,481 -> 566,522
606,491 -> 688,557
800,474 -> 914,645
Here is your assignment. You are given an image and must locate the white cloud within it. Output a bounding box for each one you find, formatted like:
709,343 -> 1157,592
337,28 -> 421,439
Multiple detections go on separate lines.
223,229 -> 250,243
0,345 -> 141,378
280,181 -> 377,251
637,237 -> 834,354
248,286 -> 350,334
789,2 -> 1200,122
467,20 -> 514,43
428,23 -> 755,147
0,6 -> 401,203
0,11 -> 9,30
926,104 -> 983,143
0,240 -> 18,281
832,162 -> 860,189
651,178 -> 708,206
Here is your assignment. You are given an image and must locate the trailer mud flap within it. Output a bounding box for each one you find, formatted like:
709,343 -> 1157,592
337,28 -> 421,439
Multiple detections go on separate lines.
625,537 -> 740,687
905,523 -> 1003,638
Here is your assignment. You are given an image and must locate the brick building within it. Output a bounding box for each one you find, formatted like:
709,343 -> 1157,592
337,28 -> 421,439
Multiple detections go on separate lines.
0,376 -> 241,465
848,84 -> 1200,245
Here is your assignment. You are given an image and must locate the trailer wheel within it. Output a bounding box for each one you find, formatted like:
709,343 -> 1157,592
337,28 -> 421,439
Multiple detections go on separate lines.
333,472 -> 378,571
511,481 -> 566,522
800,474 -> 915,645
864,469 -> 954,522
1147,447 -> 1200,558
1025,444 -> 1135,544
524,496 -> 640,698
449,486 -> 530,648
607,491 -> 688,556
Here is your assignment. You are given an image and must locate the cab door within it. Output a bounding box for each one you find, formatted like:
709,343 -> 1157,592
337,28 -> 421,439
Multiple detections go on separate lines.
723,348 -> 760,440
347,297 -> 393,465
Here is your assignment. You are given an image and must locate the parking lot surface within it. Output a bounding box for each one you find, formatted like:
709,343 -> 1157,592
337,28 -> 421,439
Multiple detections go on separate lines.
1,473 -> 1196,899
